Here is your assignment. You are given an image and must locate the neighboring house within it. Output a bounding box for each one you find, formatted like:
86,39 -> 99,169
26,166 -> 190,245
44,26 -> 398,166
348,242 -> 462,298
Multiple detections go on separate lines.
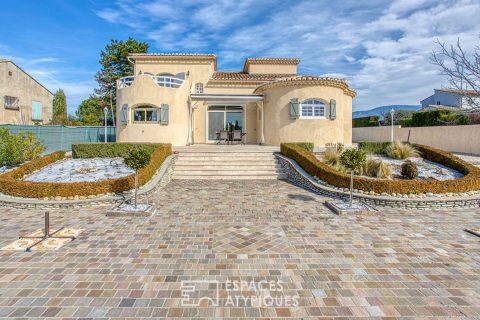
116,54 -> 356,146
0,59 -> 53,125
420,88 -> 480,111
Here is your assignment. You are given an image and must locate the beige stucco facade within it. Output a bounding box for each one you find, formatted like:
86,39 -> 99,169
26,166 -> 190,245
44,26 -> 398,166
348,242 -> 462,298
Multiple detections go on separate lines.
0,60 -> 53,125
116,54 -> 356,147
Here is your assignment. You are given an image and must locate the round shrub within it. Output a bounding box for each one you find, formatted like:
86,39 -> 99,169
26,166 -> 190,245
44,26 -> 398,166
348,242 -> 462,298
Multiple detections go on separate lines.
401,161 -> 418,179
124,149 -> 151,170
340,148 -> 367,172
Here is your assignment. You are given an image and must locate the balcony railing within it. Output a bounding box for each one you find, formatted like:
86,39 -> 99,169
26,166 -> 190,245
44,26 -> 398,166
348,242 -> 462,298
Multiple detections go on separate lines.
118,75 -> 184,89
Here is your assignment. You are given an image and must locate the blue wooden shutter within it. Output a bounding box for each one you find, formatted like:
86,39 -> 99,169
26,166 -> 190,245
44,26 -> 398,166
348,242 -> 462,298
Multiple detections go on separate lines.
290,98 -> 299,119
121,104 -> 128,124
31,101 -> 43,121
330,99 -> 336,120
160,104 -> 169,125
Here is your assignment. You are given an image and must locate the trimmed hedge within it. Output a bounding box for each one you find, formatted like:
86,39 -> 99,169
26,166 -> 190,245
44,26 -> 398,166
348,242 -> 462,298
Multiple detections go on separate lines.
72,143 -> 159,158
291,142 -> 314,152
0,143 -> 172,198
358,141 -> 391,154
353,116 -> 379,128
281,143 -> 480,194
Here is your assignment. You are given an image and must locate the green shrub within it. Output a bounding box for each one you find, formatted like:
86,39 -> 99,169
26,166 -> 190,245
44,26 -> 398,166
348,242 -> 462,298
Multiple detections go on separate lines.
0,128 -> 46,167
358,141 -> 391,154
124,149 -> 151,170
72,143 -> 159,158
0,144 -> 172,198
280,143 -> 480,194
290,142 -> 314,152
340,148 -> 367,172
385,141 -> 419,160
363,159 -> 393,179
401,161 -> 418,179
353,116 -> 379,128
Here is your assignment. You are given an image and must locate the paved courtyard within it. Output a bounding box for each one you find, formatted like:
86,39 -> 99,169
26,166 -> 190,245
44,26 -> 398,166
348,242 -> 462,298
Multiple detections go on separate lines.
0,179 -> 480,318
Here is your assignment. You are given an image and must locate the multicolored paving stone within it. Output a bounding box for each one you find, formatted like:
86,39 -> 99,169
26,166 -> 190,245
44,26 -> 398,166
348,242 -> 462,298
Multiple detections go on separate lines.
0,179 -> 480,318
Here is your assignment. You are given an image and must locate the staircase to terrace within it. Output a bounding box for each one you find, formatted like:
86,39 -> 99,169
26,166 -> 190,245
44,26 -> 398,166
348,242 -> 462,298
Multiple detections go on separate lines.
172,145 -> 286,180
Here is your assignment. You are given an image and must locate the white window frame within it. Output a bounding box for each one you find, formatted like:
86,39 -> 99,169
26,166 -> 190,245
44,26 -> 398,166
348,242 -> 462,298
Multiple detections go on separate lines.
132,106 -> 159,124
300,99 -> 326,119
195,83 -> 204,94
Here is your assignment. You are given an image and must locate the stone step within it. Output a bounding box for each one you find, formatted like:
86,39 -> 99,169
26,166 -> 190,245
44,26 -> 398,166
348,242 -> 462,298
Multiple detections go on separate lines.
174,164 -> 283,170
178,154 -> 276,161
173,169 -> 284,175
173,174 -> 287,180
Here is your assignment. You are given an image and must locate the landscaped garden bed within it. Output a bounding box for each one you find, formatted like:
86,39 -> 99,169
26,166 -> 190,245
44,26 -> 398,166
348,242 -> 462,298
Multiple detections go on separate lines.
0,143 -> 172,199
281,142 -> 480,197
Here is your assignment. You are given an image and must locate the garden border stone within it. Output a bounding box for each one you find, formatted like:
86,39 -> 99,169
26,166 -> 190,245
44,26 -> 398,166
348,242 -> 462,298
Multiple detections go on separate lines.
0,155 -> 177,210
276,153 -> 480,210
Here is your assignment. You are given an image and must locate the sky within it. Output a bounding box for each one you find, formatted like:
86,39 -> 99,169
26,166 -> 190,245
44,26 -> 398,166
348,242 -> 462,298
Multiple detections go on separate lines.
1,0 -> 480,115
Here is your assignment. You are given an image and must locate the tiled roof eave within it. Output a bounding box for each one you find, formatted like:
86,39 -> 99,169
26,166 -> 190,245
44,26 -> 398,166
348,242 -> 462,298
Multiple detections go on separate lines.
254,77 -> 357,97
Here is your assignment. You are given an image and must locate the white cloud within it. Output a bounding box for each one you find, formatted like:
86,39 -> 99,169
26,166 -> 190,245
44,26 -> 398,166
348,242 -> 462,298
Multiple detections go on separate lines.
94,0 -> 480,111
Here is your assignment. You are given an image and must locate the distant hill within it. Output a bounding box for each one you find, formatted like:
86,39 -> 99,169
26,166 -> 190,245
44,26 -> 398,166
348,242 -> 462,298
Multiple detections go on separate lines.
353,105 -> 421,119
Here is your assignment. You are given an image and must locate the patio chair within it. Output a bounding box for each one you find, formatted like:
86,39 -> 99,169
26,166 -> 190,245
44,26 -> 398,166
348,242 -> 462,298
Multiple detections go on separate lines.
232,130 -> 243,144
216,130 -> 229,144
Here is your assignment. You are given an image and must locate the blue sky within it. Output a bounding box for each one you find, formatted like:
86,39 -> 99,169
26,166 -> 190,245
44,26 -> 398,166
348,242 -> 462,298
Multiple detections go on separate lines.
1,0 -> 480,114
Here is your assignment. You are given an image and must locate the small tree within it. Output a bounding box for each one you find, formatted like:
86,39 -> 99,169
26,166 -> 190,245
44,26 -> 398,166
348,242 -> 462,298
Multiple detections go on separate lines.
340,148 -> 367,206
52,89 -> 68,125
124,149 -> 151,208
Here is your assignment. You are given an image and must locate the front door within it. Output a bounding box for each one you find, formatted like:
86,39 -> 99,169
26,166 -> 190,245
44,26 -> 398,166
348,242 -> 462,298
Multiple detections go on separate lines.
207,106 -> 244,143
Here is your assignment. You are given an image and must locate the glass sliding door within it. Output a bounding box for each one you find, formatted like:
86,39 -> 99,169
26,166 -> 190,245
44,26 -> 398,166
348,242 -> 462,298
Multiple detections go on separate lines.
208,111 -> 225,141
207,105 -> 244,142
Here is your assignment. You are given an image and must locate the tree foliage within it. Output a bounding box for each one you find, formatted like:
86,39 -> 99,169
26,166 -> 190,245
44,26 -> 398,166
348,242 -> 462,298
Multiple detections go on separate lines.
76,97 -> 103,126
124,149 -> 151,170
340,148 -> 367,171
52,89 -> 68,125
0,128 -> 46,167
94,37 -> 149,125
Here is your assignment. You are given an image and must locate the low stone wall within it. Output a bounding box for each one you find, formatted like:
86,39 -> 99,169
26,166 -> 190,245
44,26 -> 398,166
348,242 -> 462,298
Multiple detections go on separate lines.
0,155 -> 177,210
353,124 -> 480,155
276,154 -> 480,210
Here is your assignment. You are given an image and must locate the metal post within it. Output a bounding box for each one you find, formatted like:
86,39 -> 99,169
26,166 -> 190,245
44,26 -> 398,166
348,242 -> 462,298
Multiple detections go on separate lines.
390,108 -> 395,143
349,170 -> 354,207
104,107 -> 108,143
44,211 -> 50,237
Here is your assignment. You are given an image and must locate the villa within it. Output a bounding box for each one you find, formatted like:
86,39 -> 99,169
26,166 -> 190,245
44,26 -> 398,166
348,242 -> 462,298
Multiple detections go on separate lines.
116,54 -> 356,147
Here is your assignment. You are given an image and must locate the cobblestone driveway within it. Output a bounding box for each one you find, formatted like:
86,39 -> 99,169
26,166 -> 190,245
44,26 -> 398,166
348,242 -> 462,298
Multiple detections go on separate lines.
1,179 -> 480,318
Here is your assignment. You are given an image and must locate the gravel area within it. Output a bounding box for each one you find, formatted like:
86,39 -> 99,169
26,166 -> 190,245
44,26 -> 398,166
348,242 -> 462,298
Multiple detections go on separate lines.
367,155 -> 463,181
23,158 -> 134,183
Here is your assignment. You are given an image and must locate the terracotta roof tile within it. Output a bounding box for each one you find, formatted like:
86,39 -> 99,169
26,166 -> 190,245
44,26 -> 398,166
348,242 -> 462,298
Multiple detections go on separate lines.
210,72 -> 297,82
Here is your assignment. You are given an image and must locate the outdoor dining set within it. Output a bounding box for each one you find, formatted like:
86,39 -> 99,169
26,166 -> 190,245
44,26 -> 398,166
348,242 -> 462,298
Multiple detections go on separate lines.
215,130 -> 246,144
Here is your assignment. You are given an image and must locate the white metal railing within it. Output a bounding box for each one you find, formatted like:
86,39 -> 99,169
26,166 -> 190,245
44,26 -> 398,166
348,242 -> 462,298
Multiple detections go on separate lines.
117,75 -> 184,89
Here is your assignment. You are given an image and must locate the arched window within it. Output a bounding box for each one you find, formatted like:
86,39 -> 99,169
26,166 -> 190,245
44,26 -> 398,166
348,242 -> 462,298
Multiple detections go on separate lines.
300,99 -> 326,118
132,105 -> 159,123
195,83 -> 204,94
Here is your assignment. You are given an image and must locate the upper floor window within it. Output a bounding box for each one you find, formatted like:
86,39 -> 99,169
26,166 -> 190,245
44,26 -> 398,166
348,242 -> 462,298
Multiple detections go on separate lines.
133,106 -> 158,123
4,96 -> 19,110
300,99 -> 325,118
195,83 -> 204,94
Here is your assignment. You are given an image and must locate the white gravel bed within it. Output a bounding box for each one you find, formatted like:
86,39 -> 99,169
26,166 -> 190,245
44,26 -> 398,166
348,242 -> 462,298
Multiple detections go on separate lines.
23,158 -> 135,183
366,155 -> 463,181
